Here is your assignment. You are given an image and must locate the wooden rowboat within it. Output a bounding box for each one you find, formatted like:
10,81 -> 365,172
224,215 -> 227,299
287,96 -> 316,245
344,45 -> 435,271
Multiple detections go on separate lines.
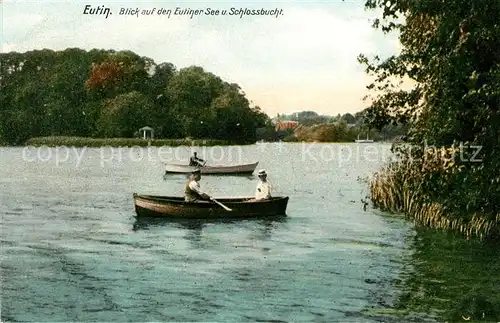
164,162 -> 258,175
133,194 -> 289,218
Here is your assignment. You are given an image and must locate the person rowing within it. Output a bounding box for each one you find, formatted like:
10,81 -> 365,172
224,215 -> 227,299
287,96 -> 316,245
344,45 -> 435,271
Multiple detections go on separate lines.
184,169 -> 212,202
189,152 -> 205,167
184,169 -> 233,211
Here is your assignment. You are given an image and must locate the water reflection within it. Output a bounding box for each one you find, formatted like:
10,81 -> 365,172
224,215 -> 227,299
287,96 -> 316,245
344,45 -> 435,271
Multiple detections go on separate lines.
132,216 -> 206,231
251,218 -> 288,241
132,216 -> 288,252
132,216 -> 287,234
368,228 -> 500,322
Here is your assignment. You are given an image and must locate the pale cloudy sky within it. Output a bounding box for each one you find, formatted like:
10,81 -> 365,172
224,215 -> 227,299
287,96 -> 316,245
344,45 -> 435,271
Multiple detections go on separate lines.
2,0 -> 399,116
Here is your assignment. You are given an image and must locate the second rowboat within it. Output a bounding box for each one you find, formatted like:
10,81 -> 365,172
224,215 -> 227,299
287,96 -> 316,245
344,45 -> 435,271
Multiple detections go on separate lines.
164,162 -> 258,175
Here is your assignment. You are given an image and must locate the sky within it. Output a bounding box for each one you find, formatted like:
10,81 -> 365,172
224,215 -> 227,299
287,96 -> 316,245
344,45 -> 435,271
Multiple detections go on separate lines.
2,0 -> 400,116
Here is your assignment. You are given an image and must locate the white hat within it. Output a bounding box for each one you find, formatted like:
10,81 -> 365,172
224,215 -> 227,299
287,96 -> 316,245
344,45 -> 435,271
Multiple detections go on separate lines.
258,169 -> 267,176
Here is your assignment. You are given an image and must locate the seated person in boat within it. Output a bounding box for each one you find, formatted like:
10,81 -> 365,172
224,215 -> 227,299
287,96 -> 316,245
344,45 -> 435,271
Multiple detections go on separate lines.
250,169 -> 271,201
185,169 -> 211,202
189,152 -> 205,167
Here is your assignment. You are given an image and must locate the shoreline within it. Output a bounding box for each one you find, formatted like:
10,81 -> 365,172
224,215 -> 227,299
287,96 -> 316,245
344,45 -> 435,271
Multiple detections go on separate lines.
0,136 -> 399,148
21,136 -> 254,148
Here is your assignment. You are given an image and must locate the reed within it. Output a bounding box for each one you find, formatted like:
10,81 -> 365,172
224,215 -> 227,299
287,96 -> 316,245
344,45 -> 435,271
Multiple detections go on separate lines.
370,146 -> 500,241
25,136 -> 247,147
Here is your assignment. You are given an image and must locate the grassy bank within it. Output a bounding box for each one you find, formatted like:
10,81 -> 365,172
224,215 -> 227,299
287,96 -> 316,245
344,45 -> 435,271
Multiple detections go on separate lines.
25,136 -> 250,147
370,145 -> 500,241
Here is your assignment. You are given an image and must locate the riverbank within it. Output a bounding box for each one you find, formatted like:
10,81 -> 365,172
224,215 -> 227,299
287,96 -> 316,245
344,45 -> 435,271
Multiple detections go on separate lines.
370,145 -> 500,242
23,136 -> 251,147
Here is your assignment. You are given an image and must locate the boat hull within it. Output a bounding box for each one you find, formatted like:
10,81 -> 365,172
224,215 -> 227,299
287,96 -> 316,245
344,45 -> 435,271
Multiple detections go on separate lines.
133,194 -> 289,219
165,162 -> 258,174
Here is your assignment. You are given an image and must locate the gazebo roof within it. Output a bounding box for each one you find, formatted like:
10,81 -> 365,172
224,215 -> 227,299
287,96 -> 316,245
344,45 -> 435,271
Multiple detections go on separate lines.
139,126 -> 154,131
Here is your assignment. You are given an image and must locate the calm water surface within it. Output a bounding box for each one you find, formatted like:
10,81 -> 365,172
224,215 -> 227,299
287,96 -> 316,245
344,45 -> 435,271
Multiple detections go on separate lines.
1,143 -> 499,322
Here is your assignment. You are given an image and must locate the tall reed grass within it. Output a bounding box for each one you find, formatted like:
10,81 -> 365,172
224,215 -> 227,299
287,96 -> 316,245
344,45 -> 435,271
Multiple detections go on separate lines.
370,146 -> 499,241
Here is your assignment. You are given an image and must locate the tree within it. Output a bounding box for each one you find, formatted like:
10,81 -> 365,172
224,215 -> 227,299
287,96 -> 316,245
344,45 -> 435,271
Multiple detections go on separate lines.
149,62 -> 176,97
85,51 -> 152,99
97,91 -> 155,138
341,113 -> 356,124
211,83 -> 264,141
361,0 -> 500,146
167,66 -> 223,137
362,0 -> 500,238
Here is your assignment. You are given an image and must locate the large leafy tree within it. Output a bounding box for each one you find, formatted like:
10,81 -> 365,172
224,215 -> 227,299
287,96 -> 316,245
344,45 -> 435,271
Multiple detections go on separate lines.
97,91 -> 155,138
361,0 -> 500,147
146,62 -> 179,138
211,83 -> 267,141
167,66 -> 223,138
362,0 -> 500,230
1,50 -> 59,143
85,50 -> 153,99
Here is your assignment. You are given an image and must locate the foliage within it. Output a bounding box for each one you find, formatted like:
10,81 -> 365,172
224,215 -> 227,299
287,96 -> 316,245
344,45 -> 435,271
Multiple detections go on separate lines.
0,48 -> 269,145
362,0 -> 500,239
25,136 -> 237,147
294,120 -> 357,142
278,110 -> 333,126
96,91 -> 156,138
371,145 -> 500,240
340,112 -> 356,124
274,110 -> 407,142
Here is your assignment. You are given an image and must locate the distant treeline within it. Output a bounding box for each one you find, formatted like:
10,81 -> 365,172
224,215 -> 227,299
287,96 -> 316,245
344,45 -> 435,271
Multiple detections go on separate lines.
0,48 -> 269,145
272,110 -> 407,142
25,136 -> 232,147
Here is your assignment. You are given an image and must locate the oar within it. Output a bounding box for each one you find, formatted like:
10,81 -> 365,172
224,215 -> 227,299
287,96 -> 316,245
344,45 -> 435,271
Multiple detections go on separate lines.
210,197 -> 232,211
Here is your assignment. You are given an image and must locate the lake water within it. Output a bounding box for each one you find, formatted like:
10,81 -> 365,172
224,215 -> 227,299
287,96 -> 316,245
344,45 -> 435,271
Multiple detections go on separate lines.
1,143 -> 499,322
